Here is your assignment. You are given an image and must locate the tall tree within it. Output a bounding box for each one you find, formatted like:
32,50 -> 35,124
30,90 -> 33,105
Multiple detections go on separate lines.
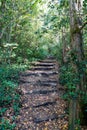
69,0 -> 87,129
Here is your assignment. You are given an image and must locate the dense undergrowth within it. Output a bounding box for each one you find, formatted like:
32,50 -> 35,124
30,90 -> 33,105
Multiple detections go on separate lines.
0,61 -> 35,129
0,48 -> 47,129
0,65 -> 21,129
59,58 -> 87,127
50,42 -> 87,128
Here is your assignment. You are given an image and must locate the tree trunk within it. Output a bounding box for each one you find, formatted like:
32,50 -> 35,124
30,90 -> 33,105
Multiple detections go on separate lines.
69,0 -> 84,129
62,28 -> 67,63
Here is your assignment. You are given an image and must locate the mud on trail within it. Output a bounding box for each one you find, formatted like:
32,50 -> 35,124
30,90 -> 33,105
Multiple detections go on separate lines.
15,58 -> 68,130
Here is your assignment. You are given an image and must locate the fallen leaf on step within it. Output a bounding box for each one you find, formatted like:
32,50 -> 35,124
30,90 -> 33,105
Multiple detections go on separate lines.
44,127 -> 48,130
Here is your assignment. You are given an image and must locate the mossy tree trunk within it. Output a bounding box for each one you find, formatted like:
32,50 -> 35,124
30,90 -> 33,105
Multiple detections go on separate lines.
69,0 -> 85,129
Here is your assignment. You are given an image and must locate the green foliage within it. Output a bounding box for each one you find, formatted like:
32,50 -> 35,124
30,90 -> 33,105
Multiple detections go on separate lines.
0,65 -> 22,106
0,108 -> 7,116
0,118 -> 16,130
59,64 -> 79,88
0,64 -> 22,129
0,0 -> 87,128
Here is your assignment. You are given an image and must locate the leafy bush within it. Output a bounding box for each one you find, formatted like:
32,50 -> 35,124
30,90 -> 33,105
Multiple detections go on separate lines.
0,65 -> 22,128
59,63 -> 80,99
0,118 -> 16,130
0,66 -> 20,106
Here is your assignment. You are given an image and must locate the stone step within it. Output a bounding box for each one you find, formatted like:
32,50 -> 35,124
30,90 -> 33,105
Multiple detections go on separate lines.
20,80 -> 58,86
19,80 -> 30,84
32,63 -> 55,67
31,67 -> 55,71
33,114 -> 58,123
25,89 -> 58,95
33,101 -> 56,108
37,80 -> 58,86
39,71 -> 58,76
21,73 -> 38,77
38,60 -> 56,63
37,80 -> 58,84
37,82 -> 57,87
21,71 -> 58,77
19,81 -> 57,87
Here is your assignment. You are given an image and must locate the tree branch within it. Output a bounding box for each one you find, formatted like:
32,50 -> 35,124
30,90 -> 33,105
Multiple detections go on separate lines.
80,21 -> 87,30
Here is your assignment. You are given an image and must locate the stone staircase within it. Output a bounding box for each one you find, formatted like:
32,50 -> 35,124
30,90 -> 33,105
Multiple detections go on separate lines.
15,58 -> 67,130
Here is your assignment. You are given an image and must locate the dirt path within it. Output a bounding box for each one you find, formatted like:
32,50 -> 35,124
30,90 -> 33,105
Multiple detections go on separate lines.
15,58 -> 68,130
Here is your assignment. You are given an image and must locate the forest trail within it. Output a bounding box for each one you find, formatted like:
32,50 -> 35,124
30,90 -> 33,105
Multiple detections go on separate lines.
15,58 -> 68,130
